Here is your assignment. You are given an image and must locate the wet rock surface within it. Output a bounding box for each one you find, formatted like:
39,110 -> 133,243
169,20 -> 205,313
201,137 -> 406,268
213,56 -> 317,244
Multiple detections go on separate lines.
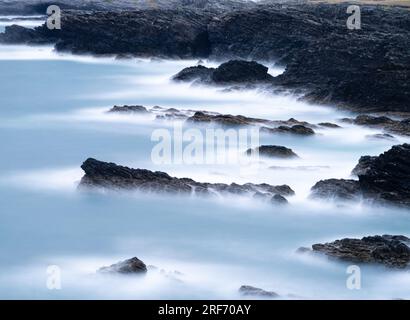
2,3 -> 409,112
311,144 -> 410,206
98,257 -> 148,274
79,158 -> 295,200
174,60 -> 274,85
246,145 -> 299,159
307,235 -> 410,268
310,179 -> 361,201
108,105 -> 149,114
342,115 -> 410,136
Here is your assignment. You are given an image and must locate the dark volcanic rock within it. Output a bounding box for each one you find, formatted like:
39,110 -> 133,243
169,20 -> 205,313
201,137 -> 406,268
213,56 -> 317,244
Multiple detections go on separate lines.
271,194 -> 288,205
311,144 -> 410,207
98,257 -> 147,275
79,158 -> 295,199
187,111 -> 268,127
262,125 -> 315,136
310,179 -> 361,201
310,235 -> 410,269
108,105 -> 149,114
318,122 -> 341,129
173,60 -> 273,85
246,145 -> 298,159
2,4 -> 409,112
172,65 -> 215,82
239,285 -> 279,298
358,144 -> 410,206
211,60 -> 273,84
344,115 -> 410,136
351,156 -> 377,176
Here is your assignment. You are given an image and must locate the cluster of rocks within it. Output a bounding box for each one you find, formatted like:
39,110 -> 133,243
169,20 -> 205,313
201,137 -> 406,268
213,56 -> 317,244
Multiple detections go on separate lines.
300,235 -> 410,269
79,158 -> 295,203
108,104 -> 324,136
310,144 -> 410,207
2,3 -> 409,112
342,115 -> 410,137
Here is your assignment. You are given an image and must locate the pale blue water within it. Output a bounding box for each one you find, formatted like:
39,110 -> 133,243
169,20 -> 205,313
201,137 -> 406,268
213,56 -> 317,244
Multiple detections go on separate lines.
0,43 -> 410,300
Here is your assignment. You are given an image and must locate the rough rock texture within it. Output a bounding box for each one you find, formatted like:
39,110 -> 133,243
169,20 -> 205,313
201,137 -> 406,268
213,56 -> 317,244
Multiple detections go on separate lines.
311,144 -> 410,206
108,105 -> 149,114
187,111 -> 268,127
261,125 -> 315,136
79,158 -> 295,199
310,179 -> 361,201
358,144 -> 410,206
98,257 -> 147,274
173,60 -> 274,84
309,235 -> 410,268
351,156 -> 378,176
2,3 -> 409,112
239,285 -> 279,298
342,115 -> 410,136
246,145 -> 299,159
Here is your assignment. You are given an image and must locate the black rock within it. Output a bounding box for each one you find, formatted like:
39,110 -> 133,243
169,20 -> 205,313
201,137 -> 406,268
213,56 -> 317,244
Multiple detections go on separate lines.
351,156 -> 378,176
98,257 -> 148,274
211,60 -> 273,84
239,285 -> 279,298
246,145 -> 299,159
173,60 -> 274,85
262,125 -> 315,136
2,4 -> 409,112
344,115 -> 410,136
108,105 -> 150,114
79,158 -> 295,199
311,144 -> 410,207
172,65 -> 214,82
271,194 -> 288,205
358,144 -> 410,206
187,111 -> 268,127
318,122 -> 341,129
309,235 -> 410,269
310,179 -> 361,201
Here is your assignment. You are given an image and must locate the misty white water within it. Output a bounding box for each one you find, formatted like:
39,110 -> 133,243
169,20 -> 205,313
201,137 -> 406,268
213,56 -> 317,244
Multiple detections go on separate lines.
0,42 -> 410,299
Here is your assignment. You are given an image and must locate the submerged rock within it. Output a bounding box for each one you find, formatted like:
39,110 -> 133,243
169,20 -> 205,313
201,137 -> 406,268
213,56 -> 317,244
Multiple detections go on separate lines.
246,145 -> 299,159
344,115 -> 410,136
187,111 -> 267,127
310,144 -> 410,207
271,194 -> 288,205
98,257 -> 147,274
239,285 -> 279,298
79,158 -> 295,200
308,235 -> 410,269
262,125 -> 315,136
108,105 -> 150,114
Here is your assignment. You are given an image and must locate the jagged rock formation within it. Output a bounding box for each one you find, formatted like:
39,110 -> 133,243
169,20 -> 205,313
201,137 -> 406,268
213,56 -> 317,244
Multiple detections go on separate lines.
239,285 -> 279,298
79,158 -> 295,201
98,257 -> 148,274
1,3 -> 409,112
310,144 -> 410,206
304,235 -> 410,269
342,115 -> 410,136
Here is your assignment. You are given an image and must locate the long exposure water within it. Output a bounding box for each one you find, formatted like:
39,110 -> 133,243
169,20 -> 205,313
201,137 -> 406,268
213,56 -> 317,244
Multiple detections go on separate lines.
0,41 -> 410,299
